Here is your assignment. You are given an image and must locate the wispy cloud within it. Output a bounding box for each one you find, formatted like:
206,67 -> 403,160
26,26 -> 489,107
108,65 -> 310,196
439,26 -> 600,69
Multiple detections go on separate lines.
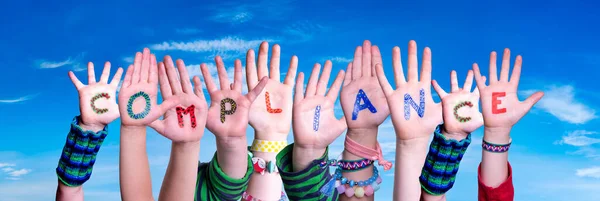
151,37 -> 272,56
37,53 -> 86,71
208,0 -> 294,25
556,130 -> 600,146
327,57 -> 353,63
283,21 -> 328,42
1,163 -> 31,180
0,94 -> 37,104
0,163 -> 15,168
576,166 -> 600,179
211,11 -> 253,24
522,85 -> 597,124
123,56 -> 134,64
175,28 -> 202,35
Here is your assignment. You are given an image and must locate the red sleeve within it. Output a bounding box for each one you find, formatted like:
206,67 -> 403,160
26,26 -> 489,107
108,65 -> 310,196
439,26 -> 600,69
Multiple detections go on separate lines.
478,162 -> 514,201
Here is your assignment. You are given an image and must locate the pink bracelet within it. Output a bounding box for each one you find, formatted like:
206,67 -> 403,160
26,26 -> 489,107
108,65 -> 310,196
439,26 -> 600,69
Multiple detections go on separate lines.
344,136 -> 393,171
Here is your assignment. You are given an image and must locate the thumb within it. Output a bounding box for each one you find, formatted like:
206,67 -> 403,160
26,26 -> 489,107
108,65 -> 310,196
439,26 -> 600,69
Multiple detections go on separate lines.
521,91 -> 544,112
149,119 -> 165,135
158,97 -> 180,113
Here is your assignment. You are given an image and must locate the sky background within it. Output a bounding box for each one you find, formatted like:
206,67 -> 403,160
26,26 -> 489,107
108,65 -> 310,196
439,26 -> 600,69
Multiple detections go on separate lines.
1,0 -> 599,200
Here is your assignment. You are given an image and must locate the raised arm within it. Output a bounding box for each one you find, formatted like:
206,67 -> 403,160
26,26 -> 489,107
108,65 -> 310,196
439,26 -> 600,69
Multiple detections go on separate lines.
473,49 -> 543,200
244,42 -> 297,200
146,56 -> 208,201
420,70 -> 485,201
56,62 -> 123,201
118,48 -> 179,201
374,40 -> 443,201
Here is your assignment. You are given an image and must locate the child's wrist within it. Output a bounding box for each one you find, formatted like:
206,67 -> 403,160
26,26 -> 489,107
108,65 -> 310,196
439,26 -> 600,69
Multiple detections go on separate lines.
254,130 -> 289,141
78,118 -> 106,133
483,127 -> 511,144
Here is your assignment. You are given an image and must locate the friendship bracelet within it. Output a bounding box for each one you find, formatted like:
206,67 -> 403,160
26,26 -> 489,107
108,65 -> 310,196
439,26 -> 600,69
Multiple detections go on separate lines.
419,125 -> 471,195
482,139 -> 512,153
319,158 -> 374,172
251,157 -> 278,175
250,139 -> 287,153
344,136 -> 393,170
333,167 -> 382,198
56,116 -> 108,187
242,191 -> 288,201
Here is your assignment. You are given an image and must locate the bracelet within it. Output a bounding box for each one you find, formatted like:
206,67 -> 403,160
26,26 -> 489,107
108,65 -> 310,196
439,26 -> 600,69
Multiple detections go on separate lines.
319,158 -> 374,172
250,139 -> 287,153
419,125 -> 471,195
56,116 -> 108,187
251,157 -> 278,174
482,139 -> 512,153
344,136 -> 393,170
333,167 -> 382,198
242,191 -> 288,201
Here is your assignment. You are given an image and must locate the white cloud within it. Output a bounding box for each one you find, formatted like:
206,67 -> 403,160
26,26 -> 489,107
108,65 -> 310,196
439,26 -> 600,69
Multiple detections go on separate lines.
186,63 -> 248,93
576,166 -> 600,179
328,57 -> 352,63
0,163 -> 15,168
556,130 -> 600,146
150,37 -> 272,55
208,0 -> 294,24
0,94 -> 37,103
38,53 -> 85,71
522,85 -> 596,124
2,167 -> 14,172
176,28 -> 202,35
39,58 -> 75,69
123,56 -> 134,63
7,169 -> 30,177
212,11 -> 253,24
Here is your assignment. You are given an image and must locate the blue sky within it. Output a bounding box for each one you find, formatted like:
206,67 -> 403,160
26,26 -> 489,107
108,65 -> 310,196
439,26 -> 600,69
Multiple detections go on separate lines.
1,0 -> 599,200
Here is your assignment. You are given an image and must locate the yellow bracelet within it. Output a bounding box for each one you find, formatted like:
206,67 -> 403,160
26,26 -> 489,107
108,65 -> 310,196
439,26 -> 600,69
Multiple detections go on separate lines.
251,139 -> 287,153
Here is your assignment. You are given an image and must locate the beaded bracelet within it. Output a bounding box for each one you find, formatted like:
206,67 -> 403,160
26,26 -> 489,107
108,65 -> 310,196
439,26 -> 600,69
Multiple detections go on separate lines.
319,158 -> 374,172
482,139 -> 512,153
250,139 -> 287,153
333,167 -> 382,198
251,157 -> 278,175
242,191 -> 288,201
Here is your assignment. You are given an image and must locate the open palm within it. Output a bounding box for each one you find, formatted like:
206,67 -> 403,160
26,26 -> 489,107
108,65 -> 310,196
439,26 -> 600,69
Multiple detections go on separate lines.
118,48 -> 178,127
202,56 -> 268,138
246,42 -> 297,140
148,56 -> 208,143
68,61 -> 123,127
375,41 -> 442,140
340,41 -> 390,130
293,61 -> 347,149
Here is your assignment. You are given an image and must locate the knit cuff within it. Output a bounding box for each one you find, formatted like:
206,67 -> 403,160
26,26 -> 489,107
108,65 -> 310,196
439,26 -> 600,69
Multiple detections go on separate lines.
276,144 -> 338,201
56,116 -> 108,187
420,125 -> 471,195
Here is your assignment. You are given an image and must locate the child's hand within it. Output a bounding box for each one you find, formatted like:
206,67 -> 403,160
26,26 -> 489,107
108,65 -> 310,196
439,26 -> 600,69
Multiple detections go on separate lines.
432,70 -> 485,140
68,61 -> 123,131
147,56 -> 208,143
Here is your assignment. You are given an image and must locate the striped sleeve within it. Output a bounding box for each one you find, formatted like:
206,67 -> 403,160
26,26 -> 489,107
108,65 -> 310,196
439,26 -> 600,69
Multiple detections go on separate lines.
195,152 -> 253,201
276,143 -> 339,201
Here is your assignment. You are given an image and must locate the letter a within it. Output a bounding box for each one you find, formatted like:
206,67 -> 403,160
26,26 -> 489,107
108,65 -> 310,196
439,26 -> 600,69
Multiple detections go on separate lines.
352,89 -> 378,120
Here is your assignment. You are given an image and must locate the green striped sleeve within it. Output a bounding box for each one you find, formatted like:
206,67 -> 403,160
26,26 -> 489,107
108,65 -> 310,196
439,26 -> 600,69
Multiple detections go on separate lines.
195,152 -> 253,201
276,144 -> 339,201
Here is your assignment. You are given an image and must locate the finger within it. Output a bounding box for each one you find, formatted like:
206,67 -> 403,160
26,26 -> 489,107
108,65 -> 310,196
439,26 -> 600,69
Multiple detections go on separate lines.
246,49 -> 258,89
149,54 -> 158,84
474,76 -> 486,98
132,52 -> 142,84
371,45 -> 382,77
257,41 -> 269,79
140,48 -> 150,83
392,46 -> 406,86
68,71 -> 85,90
269,44 -> 281,82
407,40 -> 418,82
343,62 -> 353,87
510,55 -> 522,88
316,60 -> 332,96
362,40 -> 372,77
472,63 -> 486,90
450,70 -> 459,92
294,72 -> 305,104
99,62 -> 111,83
176,59 -> 193,93
375,63 -> 394,96
110,67 -> 124,88
489,51 -> 498,84
201,63 -> 217,93
351,46 -> 362,80
247,77 -> 268,102
284,55 -> 298,85
463,70 -> 474,91
522,91 -> 544,112
326,70 -> 345,102
215,56 -> 230,90
122,65 -> 134,88
158,97 -> 179,114
500,48 -> 511,82
432,80 -> 448,98
233,59 -> 243,92
192,76 -> 206,100
87,62 -> 96,84
164,56 -> 183,94
305,63 -> 321,97
158,62 -> 173,99
420,47 -> 432,83
148,120 -> 165,135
